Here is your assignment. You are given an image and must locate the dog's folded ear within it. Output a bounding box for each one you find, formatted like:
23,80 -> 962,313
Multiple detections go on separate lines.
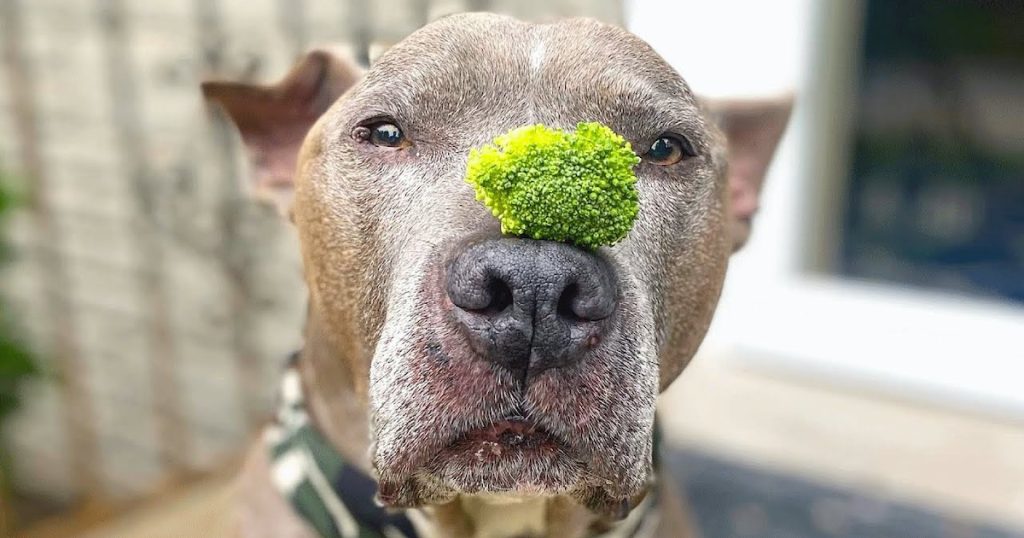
704,95 -> 794,251
202,47 -> 363,215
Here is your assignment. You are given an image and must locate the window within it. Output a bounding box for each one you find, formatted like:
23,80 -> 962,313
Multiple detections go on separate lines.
840,1 -> 1024,305
630,0 -> 1024,420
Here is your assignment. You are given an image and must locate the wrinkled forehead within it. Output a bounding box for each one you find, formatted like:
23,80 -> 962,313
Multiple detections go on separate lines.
346,14 -> 703,145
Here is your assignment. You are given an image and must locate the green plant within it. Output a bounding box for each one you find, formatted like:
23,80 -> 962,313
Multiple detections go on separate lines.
0,167 -> 48,538
0,171 -> 38,534
465,122 -> 641,249
0,174 -> 38,429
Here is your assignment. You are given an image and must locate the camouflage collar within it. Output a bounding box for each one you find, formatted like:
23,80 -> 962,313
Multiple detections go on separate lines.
265,353 -> 418,538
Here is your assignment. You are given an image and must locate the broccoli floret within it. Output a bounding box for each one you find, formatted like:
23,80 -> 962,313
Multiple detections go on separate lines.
465,122 -> 640,249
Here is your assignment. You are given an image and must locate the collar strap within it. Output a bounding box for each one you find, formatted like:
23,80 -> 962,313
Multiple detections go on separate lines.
265,353 -> 419,538
267,351 -> 661,538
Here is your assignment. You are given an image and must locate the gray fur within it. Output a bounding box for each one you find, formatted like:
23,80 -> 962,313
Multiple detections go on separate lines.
205,11 -> 792,538
293,13 -> 728,517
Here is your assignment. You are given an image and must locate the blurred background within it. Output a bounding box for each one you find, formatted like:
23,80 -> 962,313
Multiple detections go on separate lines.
0,0 -> 1021,537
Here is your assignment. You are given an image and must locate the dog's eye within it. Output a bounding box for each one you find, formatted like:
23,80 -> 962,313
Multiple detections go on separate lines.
370,122 -> 404,147
643,134 -> 696,165
353,121 -> 408,148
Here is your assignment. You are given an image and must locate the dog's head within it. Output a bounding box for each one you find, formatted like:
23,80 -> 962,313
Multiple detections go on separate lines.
204,13 -> 790,517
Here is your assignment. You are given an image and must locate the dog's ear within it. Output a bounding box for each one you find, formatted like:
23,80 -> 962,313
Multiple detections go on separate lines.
202,48 -> 363,214
705,96 -> 794,251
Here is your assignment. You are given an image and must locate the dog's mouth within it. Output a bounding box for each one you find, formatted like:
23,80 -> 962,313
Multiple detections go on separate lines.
408,411 -> 584,501
438,414 -> 564,462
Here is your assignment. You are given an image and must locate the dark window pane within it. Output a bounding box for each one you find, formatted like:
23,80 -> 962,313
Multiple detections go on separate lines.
841,0 -> 1024,304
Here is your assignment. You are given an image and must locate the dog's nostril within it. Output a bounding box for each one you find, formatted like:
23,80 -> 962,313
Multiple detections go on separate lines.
556,283 -> 581,321
557,279 -> 615,322
480,277 -> 513,315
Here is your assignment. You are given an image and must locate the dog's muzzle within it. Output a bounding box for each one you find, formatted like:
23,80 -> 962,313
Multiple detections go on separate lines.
445,237 -> 618,381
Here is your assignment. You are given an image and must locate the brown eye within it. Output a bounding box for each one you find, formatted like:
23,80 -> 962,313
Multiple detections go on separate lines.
644,134 -> 696,165
353,121 -> 408,148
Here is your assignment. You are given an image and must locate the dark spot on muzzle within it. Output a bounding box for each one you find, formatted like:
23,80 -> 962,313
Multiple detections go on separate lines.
445,238 -> 617,381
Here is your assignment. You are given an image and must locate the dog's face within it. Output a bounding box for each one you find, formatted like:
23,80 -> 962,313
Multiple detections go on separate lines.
205,13 -> 790,518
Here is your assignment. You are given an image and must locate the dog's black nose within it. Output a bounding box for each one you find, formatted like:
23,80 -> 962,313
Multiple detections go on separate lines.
446,238 -> 617,379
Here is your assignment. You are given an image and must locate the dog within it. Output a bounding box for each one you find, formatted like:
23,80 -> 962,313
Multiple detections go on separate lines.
202,12 -> 791,538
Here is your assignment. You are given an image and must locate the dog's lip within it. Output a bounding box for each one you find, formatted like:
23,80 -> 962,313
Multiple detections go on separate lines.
458,415 -> 554,447
431,413 -> 567,460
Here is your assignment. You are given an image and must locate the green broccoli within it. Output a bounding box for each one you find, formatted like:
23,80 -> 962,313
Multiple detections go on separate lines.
465,122 -> 640,249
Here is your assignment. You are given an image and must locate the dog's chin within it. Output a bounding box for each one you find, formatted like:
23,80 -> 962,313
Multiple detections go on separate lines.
375,417 -> 649,519
422,417 -> 582,495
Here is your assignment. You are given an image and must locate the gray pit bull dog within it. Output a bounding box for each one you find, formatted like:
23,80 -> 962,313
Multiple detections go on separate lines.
203,12 -> 791,538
